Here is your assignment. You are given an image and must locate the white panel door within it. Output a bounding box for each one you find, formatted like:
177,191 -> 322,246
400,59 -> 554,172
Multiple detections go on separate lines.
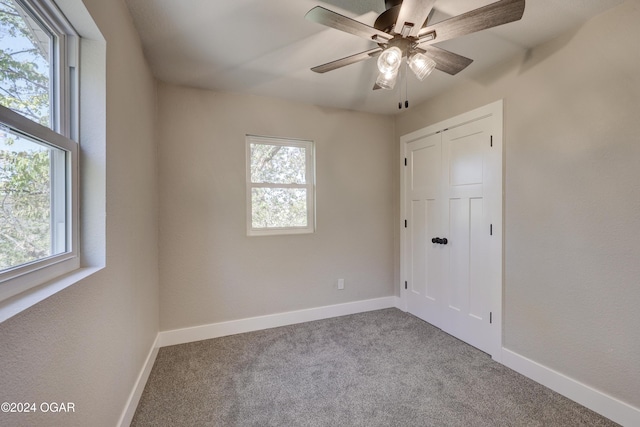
441,117 -> 493,354
401,101 -> 503,359
405,133 -> 442,328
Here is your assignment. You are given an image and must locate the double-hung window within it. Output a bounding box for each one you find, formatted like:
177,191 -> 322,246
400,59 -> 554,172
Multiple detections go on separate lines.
246,135 -> 315,236
0,0 -> 79,294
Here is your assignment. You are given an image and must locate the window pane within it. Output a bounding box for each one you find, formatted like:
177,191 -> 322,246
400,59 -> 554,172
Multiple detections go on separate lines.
0,127 -> 65,271
251,188 -> 307,229
250,143 -> 306,184
0,0 -> 53,128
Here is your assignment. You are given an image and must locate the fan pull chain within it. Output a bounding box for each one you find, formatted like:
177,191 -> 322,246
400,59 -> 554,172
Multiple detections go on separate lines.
398,65 -> 402,110
405,60 -> 409,109
398,61 -> 409,110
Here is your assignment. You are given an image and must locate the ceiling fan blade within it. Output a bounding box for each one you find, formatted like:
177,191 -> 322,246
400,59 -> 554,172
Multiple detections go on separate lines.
395,0 -> 436,37
305,6 -> 392,43
419,46 -> 473,75
311,47 -> 383,74
417,0 -> 525,45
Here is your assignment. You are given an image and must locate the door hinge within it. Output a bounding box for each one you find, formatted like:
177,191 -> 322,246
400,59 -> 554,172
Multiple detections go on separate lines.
404,220 -> 408,228
404,157 -> 407,166
490,135 -> 493,147
490,312 -> 493,324
490,224 -> 493,235
404,281 -> 408,290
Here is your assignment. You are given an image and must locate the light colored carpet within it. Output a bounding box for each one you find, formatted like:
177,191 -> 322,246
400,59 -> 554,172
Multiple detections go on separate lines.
132,308 -> 618,426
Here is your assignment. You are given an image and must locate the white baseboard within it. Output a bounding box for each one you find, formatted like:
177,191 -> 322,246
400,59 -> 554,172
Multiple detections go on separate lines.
502,348 -> 640,427
118,334 -> 160,427
159,296 -> 401,347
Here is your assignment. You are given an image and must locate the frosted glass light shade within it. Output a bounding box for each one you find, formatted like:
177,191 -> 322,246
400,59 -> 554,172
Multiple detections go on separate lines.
376,69 -> 398,90
377,46 -> 403,74
409,52 -> 436,81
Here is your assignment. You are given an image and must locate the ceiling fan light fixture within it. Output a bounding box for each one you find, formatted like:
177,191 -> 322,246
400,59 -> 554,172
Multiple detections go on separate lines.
376,69 -> 398,90
377,46 -> 403,74
409,52 -> 436,81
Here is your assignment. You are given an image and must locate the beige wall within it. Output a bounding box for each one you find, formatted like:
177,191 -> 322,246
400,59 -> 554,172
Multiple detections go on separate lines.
158,84 -> 395,330
0,0 -> 158,426
396,0 -> 640,409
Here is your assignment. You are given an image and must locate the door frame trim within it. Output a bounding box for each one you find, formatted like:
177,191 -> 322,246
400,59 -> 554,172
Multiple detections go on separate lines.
399,100 -> 504,361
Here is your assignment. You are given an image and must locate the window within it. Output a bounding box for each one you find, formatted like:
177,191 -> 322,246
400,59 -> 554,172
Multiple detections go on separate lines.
246,135 -> 315,236
0,0 -> 79,291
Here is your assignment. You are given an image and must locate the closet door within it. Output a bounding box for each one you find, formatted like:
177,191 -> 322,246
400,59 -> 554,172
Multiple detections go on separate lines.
440,117 -> 494,354
401,101 -> 503,358
405,133 -> 443,328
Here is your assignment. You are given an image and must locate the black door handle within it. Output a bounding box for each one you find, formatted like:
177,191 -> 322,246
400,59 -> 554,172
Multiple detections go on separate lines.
431,237 -> 448,245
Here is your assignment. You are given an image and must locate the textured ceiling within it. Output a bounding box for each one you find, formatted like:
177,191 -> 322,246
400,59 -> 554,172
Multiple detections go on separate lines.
124,0 -> 623,115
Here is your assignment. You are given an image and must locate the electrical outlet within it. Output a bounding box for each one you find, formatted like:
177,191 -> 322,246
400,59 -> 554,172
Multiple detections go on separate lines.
337,278 -> 344,290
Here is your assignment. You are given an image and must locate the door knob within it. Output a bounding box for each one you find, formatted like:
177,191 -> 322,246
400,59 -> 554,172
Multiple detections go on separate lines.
431,237 -> 448,245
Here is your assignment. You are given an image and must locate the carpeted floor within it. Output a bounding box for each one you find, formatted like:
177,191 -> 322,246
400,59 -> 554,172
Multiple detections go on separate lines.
131,308 -> 618,426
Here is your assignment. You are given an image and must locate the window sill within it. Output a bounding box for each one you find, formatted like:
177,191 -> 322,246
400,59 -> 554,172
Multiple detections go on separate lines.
247,227 -> 315,237
0,266 -> 103,323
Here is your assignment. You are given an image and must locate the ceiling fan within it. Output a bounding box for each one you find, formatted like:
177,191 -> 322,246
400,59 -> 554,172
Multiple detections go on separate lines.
305,0 -> 525,91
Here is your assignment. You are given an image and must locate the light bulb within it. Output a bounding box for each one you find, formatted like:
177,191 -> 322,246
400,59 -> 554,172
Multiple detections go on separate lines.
377,46 -> 403,74
409,52 -> 436,81
376,69 -> 398,90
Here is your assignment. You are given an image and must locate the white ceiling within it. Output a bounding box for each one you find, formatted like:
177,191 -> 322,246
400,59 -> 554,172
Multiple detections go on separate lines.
124,0 -> 623,115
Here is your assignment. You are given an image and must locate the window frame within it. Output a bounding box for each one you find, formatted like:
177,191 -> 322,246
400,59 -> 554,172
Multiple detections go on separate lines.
246,135 -> 316,237
0,0 -> 79,301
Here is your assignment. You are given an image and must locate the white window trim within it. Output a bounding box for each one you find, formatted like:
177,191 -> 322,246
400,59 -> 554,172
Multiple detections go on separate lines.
0,106 -> 79,301
0,0 -> 105,323
246,135 -> 316,237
